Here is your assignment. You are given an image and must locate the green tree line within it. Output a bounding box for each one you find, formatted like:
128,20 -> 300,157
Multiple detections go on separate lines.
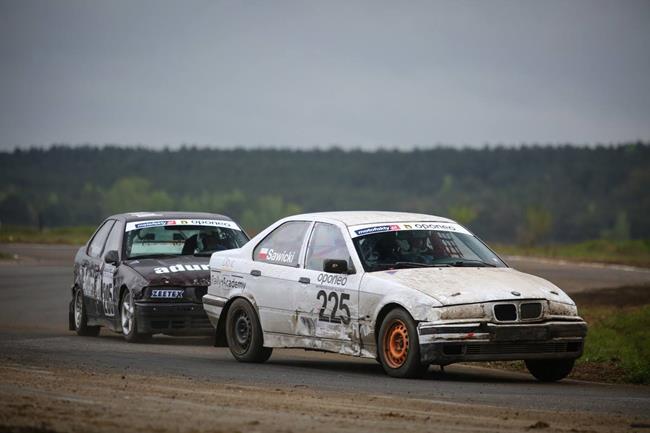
0,143 -> 648,242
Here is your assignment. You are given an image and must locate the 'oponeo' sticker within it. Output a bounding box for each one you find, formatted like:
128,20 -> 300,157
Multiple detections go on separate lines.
125,219 -> 242,232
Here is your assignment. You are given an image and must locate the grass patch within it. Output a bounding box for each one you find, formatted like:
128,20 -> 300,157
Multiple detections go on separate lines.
495,239 -> 650,268
0,225 -> 94,245
578,305 -> 650,384
0,251 -> 16,260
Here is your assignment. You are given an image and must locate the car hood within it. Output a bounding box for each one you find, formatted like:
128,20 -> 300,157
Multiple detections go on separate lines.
365,267 -> 574,306
123,255 -> 211,286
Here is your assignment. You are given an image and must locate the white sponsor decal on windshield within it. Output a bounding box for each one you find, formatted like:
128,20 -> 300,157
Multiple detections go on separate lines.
126,219 -> 242,232
348,221 -> 471,238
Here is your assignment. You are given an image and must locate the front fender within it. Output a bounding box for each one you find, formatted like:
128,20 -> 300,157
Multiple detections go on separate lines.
363,274 -> 442,323
358,275 -> 441,358
372,292 -> 440,323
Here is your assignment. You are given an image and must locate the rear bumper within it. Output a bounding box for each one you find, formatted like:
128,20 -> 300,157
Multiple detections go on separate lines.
418,320 -> 587,364
134,302 -> 212,335
202,294 -> 227,328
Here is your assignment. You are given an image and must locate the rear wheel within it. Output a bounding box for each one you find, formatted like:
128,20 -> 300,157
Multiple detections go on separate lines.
120,290 -> 151,343
525,358 -> 575,382
73,288 -> 100,336
378,308 -> 428,378
226,298 -> 272,363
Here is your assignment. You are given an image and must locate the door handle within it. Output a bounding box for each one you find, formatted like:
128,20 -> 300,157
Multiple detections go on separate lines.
250,269 -> 261,277
299,277 -> 310,284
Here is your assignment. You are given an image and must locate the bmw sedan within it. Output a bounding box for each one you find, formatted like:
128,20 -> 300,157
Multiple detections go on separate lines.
70,211 -> 248,342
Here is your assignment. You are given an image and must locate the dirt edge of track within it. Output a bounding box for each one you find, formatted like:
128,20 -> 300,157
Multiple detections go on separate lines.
0,363 -> 643,433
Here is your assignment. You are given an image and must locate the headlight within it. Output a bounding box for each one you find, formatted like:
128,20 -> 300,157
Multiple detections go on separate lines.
548,300 -> 578,317
437,304 -> 487,321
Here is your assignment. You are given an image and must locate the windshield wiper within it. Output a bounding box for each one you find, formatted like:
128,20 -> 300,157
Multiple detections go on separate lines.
394,261 -> 451,268
370,262 -> 451,271
450,259 -> 496,267
193,252 -> 214,257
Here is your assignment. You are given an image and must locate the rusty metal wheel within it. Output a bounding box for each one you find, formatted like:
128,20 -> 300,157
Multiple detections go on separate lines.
378,308 -> 428,378
383,319 -> 410,368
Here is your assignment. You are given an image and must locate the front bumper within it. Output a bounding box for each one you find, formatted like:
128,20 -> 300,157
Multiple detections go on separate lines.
418,320 -> 587,364
134,301 -> 212,335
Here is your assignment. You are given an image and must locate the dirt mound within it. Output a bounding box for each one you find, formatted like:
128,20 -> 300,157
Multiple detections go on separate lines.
572,284 -> 650,307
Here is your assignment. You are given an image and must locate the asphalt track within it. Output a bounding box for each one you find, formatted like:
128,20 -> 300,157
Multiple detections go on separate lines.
0,244 -> 649,432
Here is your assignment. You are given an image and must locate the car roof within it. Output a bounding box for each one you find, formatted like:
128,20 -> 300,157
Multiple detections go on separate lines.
107,211 -> 234,223
287,211 -> 455,227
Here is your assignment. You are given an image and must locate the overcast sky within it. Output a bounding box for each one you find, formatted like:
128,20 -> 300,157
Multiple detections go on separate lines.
1,1 -> 649,150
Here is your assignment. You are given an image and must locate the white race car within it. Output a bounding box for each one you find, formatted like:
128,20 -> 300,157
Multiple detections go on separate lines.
203,212 -> 586,380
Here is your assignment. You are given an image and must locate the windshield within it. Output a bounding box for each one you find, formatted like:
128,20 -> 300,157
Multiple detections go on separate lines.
124,220 -> 248,259
352,228 -> 506,272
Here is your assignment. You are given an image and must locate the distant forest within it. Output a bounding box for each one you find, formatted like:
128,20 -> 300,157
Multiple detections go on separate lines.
1,144 -> 649,243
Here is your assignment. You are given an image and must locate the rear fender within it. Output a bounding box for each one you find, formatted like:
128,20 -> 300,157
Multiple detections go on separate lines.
214,293 -> 260,347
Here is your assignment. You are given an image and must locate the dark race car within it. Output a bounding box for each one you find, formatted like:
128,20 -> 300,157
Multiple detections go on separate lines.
69,211 -> 249,342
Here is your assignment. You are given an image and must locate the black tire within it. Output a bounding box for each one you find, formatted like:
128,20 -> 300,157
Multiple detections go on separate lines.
72,287 -> 100,337
525,358 -> 575,382
377,308 -> 429,378
120,290 -> 151,343
225,298 -> 272,363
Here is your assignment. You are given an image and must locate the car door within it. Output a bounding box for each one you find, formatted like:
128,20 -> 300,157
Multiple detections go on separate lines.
82,219 -> 115,317
295,222 -> 361,354
249,221 -> 312,336
99,220 -> 123,319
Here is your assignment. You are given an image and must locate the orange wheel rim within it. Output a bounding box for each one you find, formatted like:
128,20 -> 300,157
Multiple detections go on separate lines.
383,319 -> 409,368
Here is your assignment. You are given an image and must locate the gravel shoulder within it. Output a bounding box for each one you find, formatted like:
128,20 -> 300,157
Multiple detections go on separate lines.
0,363 -> 642,433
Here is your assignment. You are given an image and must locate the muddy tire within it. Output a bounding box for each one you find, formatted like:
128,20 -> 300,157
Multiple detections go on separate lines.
378,308 -> 428,378
73,287 -> 100,336
525,358 -> 575,382
120,290 -> 151,343
226,298 -> 272,363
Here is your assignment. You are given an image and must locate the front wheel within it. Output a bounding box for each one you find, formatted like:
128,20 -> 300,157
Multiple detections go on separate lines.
378,308 -> 428,378
120,290 -> 151,343
225,298 -> 272,363
73,288 -> 100,336
525,358 -> 575,382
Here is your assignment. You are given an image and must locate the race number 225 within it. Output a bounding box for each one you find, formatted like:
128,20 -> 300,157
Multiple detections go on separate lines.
316,290 -> 351,325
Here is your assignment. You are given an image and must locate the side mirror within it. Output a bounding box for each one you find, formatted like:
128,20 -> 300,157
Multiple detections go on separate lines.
323,259 -> 348,274
104,250 -> 119,265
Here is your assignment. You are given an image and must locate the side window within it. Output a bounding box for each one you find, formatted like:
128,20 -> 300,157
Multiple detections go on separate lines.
305,223 -> 352,271
253,221 -> 310,267
87,220 -> 115,258
102,222 -> 123,259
